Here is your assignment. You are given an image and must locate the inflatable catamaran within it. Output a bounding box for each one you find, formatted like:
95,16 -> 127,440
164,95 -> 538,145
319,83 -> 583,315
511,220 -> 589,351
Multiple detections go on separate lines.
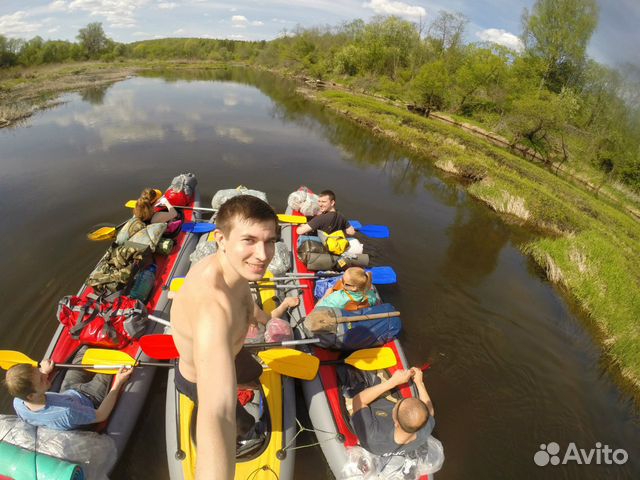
279,187 -> 443,479
0,174 -> 200,478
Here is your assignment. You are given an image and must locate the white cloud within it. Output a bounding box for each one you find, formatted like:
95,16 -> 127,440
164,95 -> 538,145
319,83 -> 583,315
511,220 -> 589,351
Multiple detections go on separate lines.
158,2 -> 178,9
271,18 -> 294,24
68,0 -> 150,28
363,0 -> 426,20
48,26 -> 60,33
230,15 -> 263,28
48,0 -> 68,12
231,15 -> 248,28
476,28 -> 524,52
223,94 -> 238,106
0,11 -> 42,37
229,34 -> 244,39
215,126 -> 253,144
173,28 -> 185,35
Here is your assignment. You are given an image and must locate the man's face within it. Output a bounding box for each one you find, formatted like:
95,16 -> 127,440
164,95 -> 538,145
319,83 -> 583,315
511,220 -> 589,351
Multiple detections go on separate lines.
217,217 -> 277,281
318,195 -> 334,214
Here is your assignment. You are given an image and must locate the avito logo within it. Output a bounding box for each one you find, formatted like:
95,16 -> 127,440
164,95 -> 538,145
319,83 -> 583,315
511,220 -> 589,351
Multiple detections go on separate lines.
534,442 -> 628,466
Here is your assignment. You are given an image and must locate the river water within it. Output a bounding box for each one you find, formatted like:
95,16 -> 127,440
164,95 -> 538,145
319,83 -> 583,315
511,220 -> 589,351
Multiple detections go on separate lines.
0,68 -> 637,479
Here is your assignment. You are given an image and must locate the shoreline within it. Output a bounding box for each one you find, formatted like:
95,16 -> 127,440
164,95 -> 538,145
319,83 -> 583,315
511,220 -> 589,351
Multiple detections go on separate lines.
2,60 -> 638,405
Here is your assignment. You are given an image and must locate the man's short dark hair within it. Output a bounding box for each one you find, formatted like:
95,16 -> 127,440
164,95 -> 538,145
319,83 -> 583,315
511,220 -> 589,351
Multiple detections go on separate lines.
319,190 -> 336,202
216,195 -> 279,235
397,397 -> 429,433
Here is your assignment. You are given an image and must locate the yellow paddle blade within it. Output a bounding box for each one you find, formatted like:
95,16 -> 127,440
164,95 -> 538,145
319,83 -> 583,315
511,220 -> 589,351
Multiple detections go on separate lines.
344,347 -> 397,371
81,348 -> 136,373
0,350 -> 38,370
277,214 -> 306,224
86,226 -> 117,241
258,349 -> 319,381
170,277 -> 185,292
259,270 -> 277,314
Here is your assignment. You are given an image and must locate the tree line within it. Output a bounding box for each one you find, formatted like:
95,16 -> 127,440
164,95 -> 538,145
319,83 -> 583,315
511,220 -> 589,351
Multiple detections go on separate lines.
1,0 -> 639,191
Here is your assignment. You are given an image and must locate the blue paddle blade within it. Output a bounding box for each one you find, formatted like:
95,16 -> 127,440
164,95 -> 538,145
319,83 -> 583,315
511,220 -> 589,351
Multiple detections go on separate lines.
358,225 -> 390,239
181,222 -> 216,233
349,220 -> 363,229
367,266 -> 397,285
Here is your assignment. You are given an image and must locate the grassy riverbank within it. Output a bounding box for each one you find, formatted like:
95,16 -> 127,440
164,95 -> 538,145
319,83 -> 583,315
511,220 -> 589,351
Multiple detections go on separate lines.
296,86 -> 640,399
2,60 -> 639,401
0,62 -> 138,127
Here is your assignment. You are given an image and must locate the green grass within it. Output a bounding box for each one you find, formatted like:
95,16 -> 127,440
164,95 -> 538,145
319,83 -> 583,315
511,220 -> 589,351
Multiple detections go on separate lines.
309,87 -> 640,399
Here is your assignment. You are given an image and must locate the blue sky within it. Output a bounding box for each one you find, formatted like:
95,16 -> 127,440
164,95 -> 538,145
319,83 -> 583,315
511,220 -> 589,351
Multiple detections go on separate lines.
0,0 -> 638,68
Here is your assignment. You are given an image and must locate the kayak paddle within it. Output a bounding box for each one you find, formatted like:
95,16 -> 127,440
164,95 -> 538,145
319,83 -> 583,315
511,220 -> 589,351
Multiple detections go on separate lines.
285,266 -> 398,285
139,334 -> 394,374
81,348 -> 170,374
0,351 -> 95,371
86,220 -> 129,241
168,277 -> 306,293
0,349 -> 166,374
139,334 -> 320,361
318,347 -> 397,370
137,334 -> 320,380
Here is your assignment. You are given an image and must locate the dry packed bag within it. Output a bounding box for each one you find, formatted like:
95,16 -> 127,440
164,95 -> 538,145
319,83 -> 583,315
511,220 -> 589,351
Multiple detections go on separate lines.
57,295 -> 147,349
165,172 -> 197,206
319,230 -> 349,255
304,303 -> 402,350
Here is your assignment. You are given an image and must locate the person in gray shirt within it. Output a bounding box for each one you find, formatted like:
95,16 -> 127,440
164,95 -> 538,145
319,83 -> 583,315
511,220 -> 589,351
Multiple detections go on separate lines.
350,367 -> 435,456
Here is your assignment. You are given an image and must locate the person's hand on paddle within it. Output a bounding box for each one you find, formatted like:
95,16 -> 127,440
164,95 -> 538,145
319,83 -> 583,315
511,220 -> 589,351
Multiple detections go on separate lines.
39,359 -> 55,375
389,369 -> 414,387
409,366 -> 423,384
113,366 -> 133,390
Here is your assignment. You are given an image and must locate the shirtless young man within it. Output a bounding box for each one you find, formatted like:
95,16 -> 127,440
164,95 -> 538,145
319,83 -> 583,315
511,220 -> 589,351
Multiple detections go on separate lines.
170,195 -> 297,480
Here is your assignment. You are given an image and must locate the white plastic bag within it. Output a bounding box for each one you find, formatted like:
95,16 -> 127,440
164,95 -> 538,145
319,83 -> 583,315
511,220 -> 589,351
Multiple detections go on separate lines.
340,436 -> 444,479
267,241 -> 291,276
211,186 -> 268,209
190,239 -> 218,264
287,187 -> 319,216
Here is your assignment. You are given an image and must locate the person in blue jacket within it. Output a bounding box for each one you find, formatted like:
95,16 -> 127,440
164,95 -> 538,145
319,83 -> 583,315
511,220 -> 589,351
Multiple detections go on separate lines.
4,348 -> 132,431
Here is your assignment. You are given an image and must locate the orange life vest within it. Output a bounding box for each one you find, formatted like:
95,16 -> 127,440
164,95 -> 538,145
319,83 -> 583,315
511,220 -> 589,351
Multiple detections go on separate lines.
331,274 -> 373,312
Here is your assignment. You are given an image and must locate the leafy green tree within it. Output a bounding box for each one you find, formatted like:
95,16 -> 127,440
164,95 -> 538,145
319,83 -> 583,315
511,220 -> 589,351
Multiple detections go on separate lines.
77,22 -> 110,59
426,11 -> 468,57
522,0 -> 599,92
411,59 -> 450,114
503,88 -> 578,163
18,36 -> 45,65
0,35 -> 18,67
453,45 -> 508,114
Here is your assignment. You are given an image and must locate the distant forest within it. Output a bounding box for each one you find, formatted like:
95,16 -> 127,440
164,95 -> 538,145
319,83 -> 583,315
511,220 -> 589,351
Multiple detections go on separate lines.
2,0 -> 639,191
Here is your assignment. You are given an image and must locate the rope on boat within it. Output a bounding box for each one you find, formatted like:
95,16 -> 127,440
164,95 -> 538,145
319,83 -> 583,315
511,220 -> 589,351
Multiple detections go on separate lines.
279,418 -> 343,454
245,464 -> 279,480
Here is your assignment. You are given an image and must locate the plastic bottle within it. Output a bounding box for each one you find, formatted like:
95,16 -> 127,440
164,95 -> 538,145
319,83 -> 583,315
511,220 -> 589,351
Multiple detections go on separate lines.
129,264 -> 157,302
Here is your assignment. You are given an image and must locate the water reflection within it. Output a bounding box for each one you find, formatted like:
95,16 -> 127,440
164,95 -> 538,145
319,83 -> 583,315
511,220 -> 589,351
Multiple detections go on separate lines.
80,84 -> 110,105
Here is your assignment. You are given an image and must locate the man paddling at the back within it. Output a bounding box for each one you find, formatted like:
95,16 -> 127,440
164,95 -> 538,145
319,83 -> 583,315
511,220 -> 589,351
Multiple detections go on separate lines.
296,189 -> 356,236
170,195 -> 294,480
